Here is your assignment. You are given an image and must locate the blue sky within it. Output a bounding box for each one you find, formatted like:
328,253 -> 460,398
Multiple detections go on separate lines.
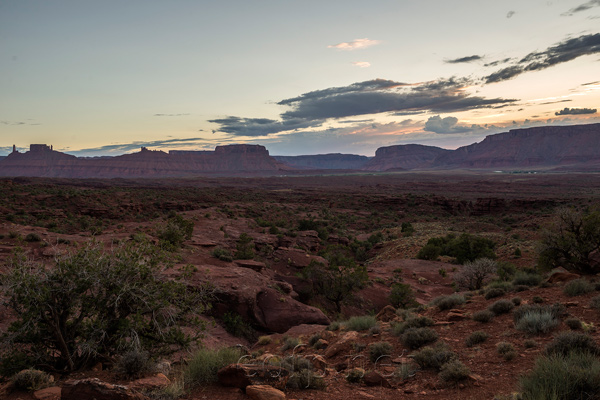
1,0 -> 599,156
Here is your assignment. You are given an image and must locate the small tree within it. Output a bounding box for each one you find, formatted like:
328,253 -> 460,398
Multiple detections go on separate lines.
389,283 -> 417,309
234,233 -> 255,260
538,208 -> 600,273
454,258 -> 497,290
304,245 -> 368,313
157,213 -> 194,251
1,240 -> 212,373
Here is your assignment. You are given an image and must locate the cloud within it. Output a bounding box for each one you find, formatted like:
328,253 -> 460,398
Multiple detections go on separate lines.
506,10 -> 516,18
278,77 -> 516,121
154,113 -> 190,117
327,38 -> 381,50
445,55 -> 483,64
555,107 -> 597,115
352,61 -> 371,68
209,77 -> 517,137
424,115 -> 473,134
207,116 -> 324,136
484,58 -> 512,67
485,33 -> 600,83
562,0 -> 600,16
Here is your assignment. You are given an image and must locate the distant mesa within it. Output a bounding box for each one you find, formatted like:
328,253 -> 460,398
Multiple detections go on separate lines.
273,153 -> 371,170
1,123 -> 600,178
0,143 -> 292,178
362,144 -> 451,172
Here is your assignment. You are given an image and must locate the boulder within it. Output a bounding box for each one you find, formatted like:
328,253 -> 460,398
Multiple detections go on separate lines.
376,305 -> 397,322
130,373 -> 170,391
363,371 -> 392,388
218,364 -> 289,390
273,247 -> 327,269
33,387 -> 61,400
198,265 -> 329,333
233,259 -> 266,272
256,289 -> 330,333
61,378 -> 148,400
546,267 -> 580,283
246,385 -> 286,400
296,230 -> 320,252
325,331 -> 360,359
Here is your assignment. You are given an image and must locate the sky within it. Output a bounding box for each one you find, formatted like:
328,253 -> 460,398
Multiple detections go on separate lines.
1,0 -> 599,157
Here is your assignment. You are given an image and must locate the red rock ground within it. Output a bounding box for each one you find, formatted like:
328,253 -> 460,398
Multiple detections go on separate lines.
1,172 -> 600,399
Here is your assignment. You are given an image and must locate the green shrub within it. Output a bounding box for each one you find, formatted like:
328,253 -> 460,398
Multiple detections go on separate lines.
511,297 -> 522,306
341,315 -> 377,332
431,294 -> 466,311
512,271 -> 542,287
544,331 -> 600,357
183,347 -> 243,387
326,321 -> 340,331
532,296 -> 544,303
157,214 -> 194,250
401,327 -> 438,349
455,258 -> 498,290
389,283 -> 417,309
484,287 -> 506,300
416,243 -> 440,260
496,341 -> 515,355
286,368 -> 326,390
302,249 -> 368,313
1,240 -> 211,372
472,310 -> 494,323
308,333 -> 321,347
417,233 -> 496,264
211,247 -> 233,262
590,295 -> 600,310
564,278 -> 595,297
412,342 -> 457,370
524,339 -> 538,349
488,299 -> 514,315
346,368 -> 364,383
538,208 -> 600,274
514,284 -> 530,292
439,360 -> 471,383
114,349 -> 155,379
391,316 -> 434,336
565,317 -> 583,330
513,303 -> 566,324
515,310 -> 560,334
222,312 -> 255,340
234,233 -> 255,260
281,337 -> 301,352
11,369 -> 53,391
369,341 -> 393,363
465,331 -> 488,347
487,280 -> 514,292
280,355 -> 312,372
396,363 -> 418,380
520,351 -> 600,400
24,233 -> 41,242
257,335 -> 272,345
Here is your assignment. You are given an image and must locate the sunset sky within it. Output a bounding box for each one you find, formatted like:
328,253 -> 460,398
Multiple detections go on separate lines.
1,0 -> 599,157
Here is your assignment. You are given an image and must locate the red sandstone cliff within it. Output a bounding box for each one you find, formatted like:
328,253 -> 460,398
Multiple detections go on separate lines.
362,144 -> 450,171
434,123 -> 600,170
273,153 -> 371,170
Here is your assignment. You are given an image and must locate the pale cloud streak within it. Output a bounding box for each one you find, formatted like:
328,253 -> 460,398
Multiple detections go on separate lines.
352,61 -> 371,68
328,38 -> 381,50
